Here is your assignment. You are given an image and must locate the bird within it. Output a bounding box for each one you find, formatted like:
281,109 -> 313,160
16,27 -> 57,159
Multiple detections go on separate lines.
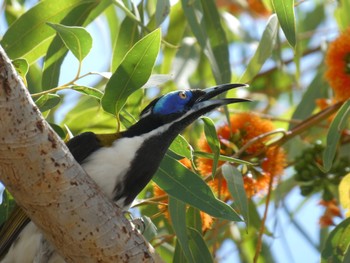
0,83 -> 249,262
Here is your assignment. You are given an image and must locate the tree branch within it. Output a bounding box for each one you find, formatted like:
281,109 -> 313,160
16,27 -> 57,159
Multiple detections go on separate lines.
0,45 -> 159,262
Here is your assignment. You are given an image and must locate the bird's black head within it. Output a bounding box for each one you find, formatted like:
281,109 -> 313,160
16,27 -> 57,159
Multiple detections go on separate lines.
123,83 -> 250,137
117,83 -> 250,207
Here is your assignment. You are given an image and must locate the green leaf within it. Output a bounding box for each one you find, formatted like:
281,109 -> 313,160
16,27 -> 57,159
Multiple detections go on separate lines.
1,0 -> 94,64
27,64 -> 43,94
186,207 -> 202,233
169,135 -> 193,160
169,197 -> 195,263
201,116 -> 220,177
222,164 -> 249,224
240,15 -> 278,83
272,0 -> 296,48
161,1 -> 186,74
102,28 -> 161,116
290,69 -> 328,129
84,0 -> 113,27
193,151 -> 254,166
321,217 -> 350,263
153,154 -> 242,222
0,190 -> 16,225
173,240 -> 187,263
335,0 -> 350,31
62,104 -> 116,134
155,0 -> 170,27
35,94 -> 61,113
187,228 -> 213,263
104,4 -> 120,46
41,1 -> 100,90
323,100 -> 350,171
200,0 -> 231,83
12,58 -> 29,80
47,23 -> 93,62
181,0 -> 231,83
111,15 -> 141,72
49,123 -> 66,139
69,85 -> 103,100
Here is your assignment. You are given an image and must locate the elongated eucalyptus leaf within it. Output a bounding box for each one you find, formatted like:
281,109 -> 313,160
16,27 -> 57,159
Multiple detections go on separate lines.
153,154 -> 242,222
222,164 -> 248,224
187,228 -> 213,263
35,94 -> 61,112
201,116 -> 220,177
173,240 -> 187,263
193,151 -> 254,166
200,0 -> 231,83
240,15 -> 278,83
42,1 -> 100,90
12,58 -> 29,83
70,85 -> 103,100
321,217 -> 350,263
161,1 -> 186,74
290,70 -> 328,129
169,135 -> 193,160
181,0 -> 230,83
334,0 -> 350,31
169,197 -> 195,263
186,207 -> 202,233
0,191 -> 15,225
323,100 -> 350,171
111,15 -> 140,72
47,23 -> 92,62
102,29 -> 161,116
84,0 -> 113,27
272,0 -> 296,48
1,0 -> 95,63
49,123 -> 66,139
155,0 -> 170,27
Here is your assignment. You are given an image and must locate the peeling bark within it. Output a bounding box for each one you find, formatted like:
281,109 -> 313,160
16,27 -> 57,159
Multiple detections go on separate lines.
0,45 -> 159,262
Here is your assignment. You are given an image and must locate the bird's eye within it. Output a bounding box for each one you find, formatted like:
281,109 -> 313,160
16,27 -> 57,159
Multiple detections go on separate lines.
178,91 -> 187,99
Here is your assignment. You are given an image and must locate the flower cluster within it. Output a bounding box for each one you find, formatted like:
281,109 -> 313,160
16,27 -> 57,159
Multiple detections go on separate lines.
325,28 -> 350,102
197,113 -> 286,199
152,113 -> 285,231
319,199 -> 342,227
217,0 -> 271,18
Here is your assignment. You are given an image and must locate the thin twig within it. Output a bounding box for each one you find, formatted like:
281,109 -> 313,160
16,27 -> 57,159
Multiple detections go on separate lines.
253,147 -> 277,262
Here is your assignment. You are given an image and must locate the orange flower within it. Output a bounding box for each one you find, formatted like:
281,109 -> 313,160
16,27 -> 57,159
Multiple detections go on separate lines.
319,199 -> 342,227
325,28 -> 350,101
153,184 -> 213,231
179,158 -> 192,169
217,0 -> 271,17
247,0 -> 271,17
197,112 -> 286,199
315,98 -> 333,110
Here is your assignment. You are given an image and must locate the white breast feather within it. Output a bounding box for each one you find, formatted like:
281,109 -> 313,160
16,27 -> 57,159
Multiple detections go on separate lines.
81,136 -> 144,199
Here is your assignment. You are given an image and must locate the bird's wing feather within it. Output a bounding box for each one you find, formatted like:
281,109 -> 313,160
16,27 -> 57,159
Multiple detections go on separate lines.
66,131 -> 102,163
0,204 -> 30,259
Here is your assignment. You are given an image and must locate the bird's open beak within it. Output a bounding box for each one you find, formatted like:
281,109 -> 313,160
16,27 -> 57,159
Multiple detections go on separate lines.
192,83 -> 250,111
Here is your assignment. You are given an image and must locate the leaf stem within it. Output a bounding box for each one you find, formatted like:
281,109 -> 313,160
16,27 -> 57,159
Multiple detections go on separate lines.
31,71 -> 93,98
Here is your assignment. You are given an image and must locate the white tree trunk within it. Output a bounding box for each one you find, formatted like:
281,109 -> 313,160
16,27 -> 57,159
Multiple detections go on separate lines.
0,45 -> 159,262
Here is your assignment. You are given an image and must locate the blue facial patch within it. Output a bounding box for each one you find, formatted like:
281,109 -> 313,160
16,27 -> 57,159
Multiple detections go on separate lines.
153,90 -> 193,115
